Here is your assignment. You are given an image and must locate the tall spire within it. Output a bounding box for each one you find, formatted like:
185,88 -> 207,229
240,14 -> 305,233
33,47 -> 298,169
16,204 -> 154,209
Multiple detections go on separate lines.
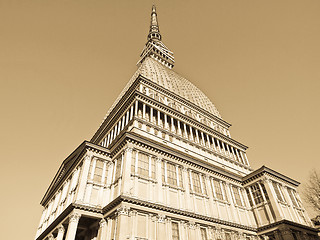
148,5 -> 161,41
138,5 -> 175,69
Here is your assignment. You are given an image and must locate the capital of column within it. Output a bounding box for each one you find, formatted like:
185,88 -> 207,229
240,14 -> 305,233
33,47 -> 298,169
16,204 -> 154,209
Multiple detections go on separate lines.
116,206 -> 130,216
156,157 -> 162,163
99,218 -> 107,228
57,225 -> 65,233
69,212 -> 81,223
157,214 -> 166,223
124,147 -> 133,153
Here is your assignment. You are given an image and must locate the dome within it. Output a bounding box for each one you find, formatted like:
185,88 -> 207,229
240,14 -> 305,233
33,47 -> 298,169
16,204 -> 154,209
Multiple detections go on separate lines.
137,57 -> 221,117
103,57 -> 221,121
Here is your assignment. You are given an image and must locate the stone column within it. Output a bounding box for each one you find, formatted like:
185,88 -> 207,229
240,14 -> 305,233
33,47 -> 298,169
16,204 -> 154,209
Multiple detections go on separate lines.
263,178 -> 284,221
65,213 -> 81,240
76,153 -> 92,202
121,147 -> 133,195
97,219 -> 108,240
142,103 -> 146,119
156,157 -> 163,203
150,107 -> 153,123
56,225 -> 65,240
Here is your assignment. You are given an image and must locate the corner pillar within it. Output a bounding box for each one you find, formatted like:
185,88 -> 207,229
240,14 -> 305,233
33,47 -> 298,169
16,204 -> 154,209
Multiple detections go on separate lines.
65,212 -> 81,240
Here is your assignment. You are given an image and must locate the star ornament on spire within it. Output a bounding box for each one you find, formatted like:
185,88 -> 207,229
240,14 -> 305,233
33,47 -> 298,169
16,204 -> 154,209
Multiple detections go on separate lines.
138,5 -> 175,69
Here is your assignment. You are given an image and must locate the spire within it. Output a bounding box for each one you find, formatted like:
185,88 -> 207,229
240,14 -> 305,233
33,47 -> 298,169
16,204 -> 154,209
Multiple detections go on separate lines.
138,5 -> 175,69
148,5 -> 161,41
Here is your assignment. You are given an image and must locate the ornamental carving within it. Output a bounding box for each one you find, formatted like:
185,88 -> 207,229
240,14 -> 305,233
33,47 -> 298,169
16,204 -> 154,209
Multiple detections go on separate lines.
99,218 -> 107,227
116,206 -> 130,216
69,213 -> 81,223
157,214 -> 166,223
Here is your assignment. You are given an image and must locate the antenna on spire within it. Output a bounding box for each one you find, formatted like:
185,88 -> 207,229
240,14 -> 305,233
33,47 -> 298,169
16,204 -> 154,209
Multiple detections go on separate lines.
148,5 -> 161,41
138,5 -> 175,68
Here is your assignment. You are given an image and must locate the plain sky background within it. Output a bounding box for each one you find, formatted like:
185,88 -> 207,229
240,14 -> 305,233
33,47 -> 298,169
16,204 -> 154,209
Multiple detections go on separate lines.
1,0 -> 320,239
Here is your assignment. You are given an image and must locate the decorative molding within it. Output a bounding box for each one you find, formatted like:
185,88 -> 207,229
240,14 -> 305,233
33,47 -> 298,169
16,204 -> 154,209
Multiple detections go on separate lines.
69,212 -> 81,223
116,206 -> 130,216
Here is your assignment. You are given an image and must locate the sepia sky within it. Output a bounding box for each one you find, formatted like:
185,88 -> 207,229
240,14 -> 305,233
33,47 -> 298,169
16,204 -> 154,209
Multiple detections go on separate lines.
1,0 -> 320,239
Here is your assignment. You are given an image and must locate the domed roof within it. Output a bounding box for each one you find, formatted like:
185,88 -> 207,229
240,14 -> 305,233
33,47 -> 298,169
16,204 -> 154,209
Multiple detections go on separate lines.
103,57 -> 221,121
137,57 -> 221,117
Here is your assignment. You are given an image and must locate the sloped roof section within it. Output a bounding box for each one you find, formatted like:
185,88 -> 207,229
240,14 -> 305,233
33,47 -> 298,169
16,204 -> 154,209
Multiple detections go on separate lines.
102,57 -> 221,123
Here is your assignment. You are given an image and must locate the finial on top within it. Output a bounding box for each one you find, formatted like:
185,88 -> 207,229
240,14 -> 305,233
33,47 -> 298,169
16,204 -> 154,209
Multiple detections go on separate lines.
148,5 -> 161,41
138,5 -> 175,69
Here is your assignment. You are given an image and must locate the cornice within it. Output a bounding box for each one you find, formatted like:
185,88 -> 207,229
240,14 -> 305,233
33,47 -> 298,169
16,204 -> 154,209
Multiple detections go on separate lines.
40,141 -> 110,206
242,166 -> 300,186
257,219 -> 318,233
102,195 -> 256,232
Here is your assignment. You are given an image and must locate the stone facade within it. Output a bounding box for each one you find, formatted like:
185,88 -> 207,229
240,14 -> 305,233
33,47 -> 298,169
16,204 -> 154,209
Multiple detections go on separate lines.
35,5 -> 319,240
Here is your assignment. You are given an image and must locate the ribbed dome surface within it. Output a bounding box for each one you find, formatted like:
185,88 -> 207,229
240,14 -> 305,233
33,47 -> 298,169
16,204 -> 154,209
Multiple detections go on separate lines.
103,57 -> 221,121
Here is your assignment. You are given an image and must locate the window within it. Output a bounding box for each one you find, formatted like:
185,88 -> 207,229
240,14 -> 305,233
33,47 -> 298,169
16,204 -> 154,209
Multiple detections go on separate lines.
247,183 -> 269,205
172,222 -> 179,240
131,150 -> 156,179
200,228 -> 207,240
93,159 -> 104,183
114,155 -> 122,182
212,178 -> 225,201
162,161 -> 183,188
251,184 -> 264,205
167,162 -> 178,186
288,188 -> 300,207
272,181 -> 285,202
232,186 -> 243,206
190,171 -> 202,194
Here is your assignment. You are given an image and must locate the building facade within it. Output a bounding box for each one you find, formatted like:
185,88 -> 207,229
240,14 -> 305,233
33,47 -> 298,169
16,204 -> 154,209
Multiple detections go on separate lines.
35,6 -> 319,240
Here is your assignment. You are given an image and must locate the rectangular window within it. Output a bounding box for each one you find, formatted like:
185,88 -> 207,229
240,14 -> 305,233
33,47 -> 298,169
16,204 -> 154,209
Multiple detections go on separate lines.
212,179 -> 224,201
131,150 -> 156,179
251,184 -> 264,205
288,188 -> 299,207
114,156 -> 122,182
172,222 -> 179,240
232,186 -> 243,206
190,171 -> 202,194
167,162 -> 178,186
93,159 -> 104,183
138,152 -> 149,178
200,228 -> 207,240
272,182 -> 285,202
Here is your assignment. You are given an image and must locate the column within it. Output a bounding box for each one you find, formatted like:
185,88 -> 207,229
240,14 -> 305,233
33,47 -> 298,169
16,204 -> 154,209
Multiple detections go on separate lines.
264,178 -> 285,221
189,126 -> 194,141
156,157 -> 163,203
97,219 -> 108,240
142,103 -> 146,119
150,107 -> 153,123
56,225 -> 65,240
130,104 -> 134,120
121,147 -> 133,195
157,110 -> 161,126
211,136 -> 217,151
171,116 -> 175,133
134,100 -> 138,116
65,213 -> 81,240
76,153 -> 92,202
177,120 -> 182,136
231,146 -> 237,161
206,134 -> 211,148
105,218 -> 113,240
164,114 -> 169,129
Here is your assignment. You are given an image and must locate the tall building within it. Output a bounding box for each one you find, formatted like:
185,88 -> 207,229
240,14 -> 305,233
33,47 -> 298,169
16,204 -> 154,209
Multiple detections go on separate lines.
35,6 -> 319,240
